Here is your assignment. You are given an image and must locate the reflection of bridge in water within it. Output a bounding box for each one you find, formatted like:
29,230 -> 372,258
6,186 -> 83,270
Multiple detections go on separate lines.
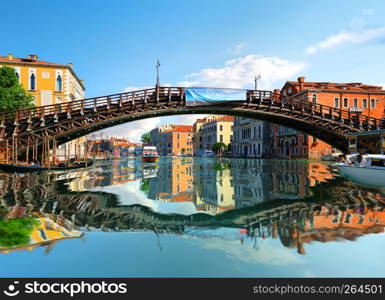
1,167 -> 385,254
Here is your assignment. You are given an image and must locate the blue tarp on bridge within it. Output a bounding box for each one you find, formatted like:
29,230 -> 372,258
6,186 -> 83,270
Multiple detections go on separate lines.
185,88 -> 247,106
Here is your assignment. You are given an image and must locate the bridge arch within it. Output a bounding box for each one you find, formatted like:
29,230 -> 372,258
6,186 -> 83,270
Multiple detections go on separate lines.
1,86 -> 383,156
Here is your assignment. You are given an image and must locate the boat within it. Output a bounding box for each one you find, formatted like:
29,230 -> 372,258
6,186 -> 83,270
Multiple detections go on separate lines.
202,150 -> 215,158
335,154 -> 385,187
334,130 -> 385,188
0,160 -> 94,173
141,146 -> 159,163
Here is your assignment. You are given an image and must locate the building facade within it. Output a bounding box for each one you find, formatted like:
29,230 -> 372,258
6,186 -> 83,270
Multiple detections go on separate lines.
269,124 -> 338,160
201,116 -> 233,153
281,76 -> 385,119
267,76 -> 385,159
0,54 -> 85,106
150,125 -> 193,156
232,117 -> 271,158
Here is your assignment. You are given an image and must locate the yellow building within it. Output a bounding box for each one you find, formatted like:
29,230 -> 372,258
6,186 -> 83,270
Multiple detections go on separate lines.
193,115 -> 232,156
0,53 -> 85,106
201,116 -> 233,152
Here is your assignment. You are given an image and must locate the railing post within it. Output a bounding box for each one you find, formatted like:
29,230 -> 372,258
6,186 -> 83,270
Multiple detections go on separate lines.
0,112 -> 5,141
54,104 -> 59,122
67,102 -> 72,119
168,87 -> 171,102
119,94 -> 123,107
329,107 -> 334,120
179,88 -> 184,105
93,98 -> 98,112
14,111 -> 19,126
144,90 -> 148,104
320,105 -> 324,118
107,96 -> 111,111
80,99 -> 85,115
156,86 -> 160,103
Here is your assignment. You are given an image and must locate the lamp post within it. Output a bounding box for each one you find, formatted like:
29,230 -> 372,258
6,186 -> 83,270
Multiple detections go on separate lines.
156,60 -> 160,87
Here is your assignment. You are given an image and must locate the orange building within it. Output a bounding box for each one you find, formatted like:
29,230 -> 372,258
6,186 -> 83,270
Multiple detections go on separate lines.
281,77 -> 385,119
269,76 -> 385,159
279,207 -> 385,254
155,125 -> 193,156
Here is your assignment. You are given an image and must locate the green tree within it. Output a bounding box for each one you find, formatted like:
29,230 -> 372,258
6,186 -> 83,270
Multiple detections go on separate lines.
0,217 -> 39,248
0,66 -> 34,111
141,132 -> 151,144
212,142 -> 228,156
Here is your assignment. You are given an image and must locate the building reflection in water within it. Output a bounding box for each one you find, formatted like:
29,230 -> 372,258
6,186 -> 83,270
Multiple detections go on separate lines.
246,205 -> 385,255
0,157 -> 385,255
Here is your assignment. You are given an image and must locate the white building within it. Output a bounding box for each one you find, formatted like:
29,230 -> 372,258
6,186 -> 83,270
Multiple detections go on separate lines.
232,117 -> 270,158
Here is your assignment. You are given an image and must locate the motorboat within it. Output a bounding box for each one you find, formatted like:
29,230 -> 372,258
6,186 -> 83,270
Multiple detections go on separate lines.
141,146 -> 159,163
335,130 -> 385,188
336,154 -> 385,187
202,150 -> 215,158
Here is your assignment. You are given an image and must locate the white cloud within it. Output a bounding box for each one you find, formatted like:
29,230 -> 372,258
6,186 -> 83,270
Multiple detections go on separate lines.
178,54 -> 306,90
192,237 -> 303,266
108,54 -> 304,141
305,27 -> 385,54
100,117 -> 161,143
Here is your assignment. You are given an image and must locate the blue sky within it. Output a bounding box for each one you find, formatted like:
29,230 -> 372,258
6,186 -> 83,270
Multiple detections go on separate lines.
2,0 -> 385,141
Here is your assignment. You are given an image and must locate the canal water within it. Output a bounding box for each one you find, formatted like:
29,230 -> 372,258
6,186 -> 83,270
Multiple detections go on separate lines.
0,157 -> 385,277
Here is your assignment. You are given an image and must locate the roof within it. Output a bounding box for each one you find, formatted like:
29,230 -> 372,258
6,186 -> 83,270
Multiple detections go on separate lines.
285,80 -> 384,93
0,55 -> 85,91
162,125 -> 193,133
204,115 -> 234,124
0,56 -> 61,66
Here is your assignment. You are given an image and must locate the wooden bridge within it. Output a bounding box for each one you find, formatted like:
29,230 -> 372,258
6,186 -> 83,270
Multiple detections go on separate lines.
1,86 -> 384,159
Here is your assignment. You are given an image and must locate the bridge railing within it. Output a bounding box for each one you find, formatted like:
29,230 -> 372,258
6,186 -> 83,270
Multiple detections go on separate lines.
1,86 -> 383,131
0,87 -> 187,123
267,93 -> 383,130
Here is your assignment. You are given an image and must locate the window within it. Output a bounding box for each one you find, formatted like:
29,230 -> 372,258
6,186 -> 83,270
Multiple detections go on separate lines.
343,98 -> 348,108
334,97 -> 339,108
56,74 -> 62,91
312,93 -> 317,103
353,98 -> 358,108
220,135 -> 223,142
371,99 -> 376,108
220,125 -> 223,131
363,99 -> 367,108
30,73 -> 36,90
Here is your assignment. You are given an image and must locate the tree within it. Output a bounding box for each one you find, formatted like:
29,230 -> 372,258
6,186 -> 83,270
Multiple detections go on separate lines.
212,142 -> 228,156
0,66 -> 35,111
0,217 -> 39,248
141,132 -> 151,144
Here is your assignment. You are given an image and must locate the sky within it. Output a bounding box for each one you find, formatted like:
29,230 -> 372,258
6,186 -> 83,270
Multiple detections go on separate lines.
2,0 -> 385,141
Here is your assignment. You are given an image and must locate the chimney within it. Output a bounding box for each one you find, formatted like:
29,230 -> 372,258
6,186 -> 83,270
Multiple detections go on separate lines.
7,53 -> 13,61
298,76 -> 305,92
28,54 -> 38,61
68,62 -> 73,68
